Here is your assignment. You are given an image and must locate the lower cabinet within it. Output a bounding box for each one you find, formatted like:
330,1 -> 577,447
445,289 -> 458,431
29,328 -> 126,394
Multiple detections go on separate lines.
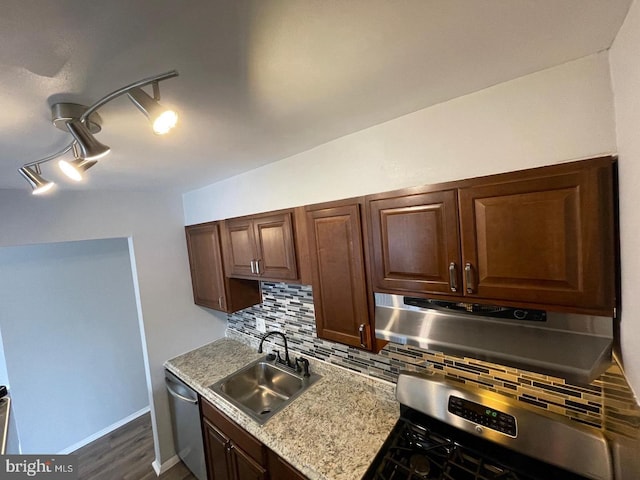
202,418 -> 266,480
267,450 -> 307,480
200,397 -> 306,480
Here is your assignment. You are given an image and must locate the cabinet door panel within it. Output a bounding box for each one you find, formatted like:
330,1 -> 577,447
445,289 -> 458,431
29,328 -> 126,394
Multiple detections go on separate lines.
268,449 -> 307,480
224,219 -> 256,278
186,223 -> 226,310
369,190 -> 461,295
231,445 -> 267,480
474,189 -> 579,285
459,167 -> 614,311
254,213 -> 298,280
307,204 -> 371,349
203,419 -> 233,480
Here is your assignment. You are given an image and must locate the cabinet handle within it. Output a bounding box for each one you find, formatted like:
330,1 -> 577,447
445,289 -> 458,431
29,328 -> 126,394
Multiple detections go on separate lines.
359,324 -> 367,348
218,296 -> 223,309
250,260 -> 256,274
449,262 -> 458,292
255,259 -> 261,275
465,262 -> 475,293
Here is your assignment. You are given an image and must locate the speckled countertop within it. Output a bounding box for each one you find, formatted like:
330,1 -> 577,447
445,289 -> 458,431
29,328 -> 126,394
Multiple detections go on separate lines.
164,333 -> 399,480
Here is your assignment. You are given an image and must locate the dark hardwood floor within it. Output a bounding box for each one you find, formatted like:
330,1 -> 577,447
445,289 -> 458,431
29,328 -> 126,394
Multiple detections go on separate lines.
73,412 -> 197,480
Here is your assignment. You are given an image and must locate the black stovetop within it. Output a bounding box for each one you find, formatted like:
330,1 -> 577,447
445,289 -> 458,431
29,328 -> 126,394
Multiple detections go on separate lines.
363,406 -> 589,480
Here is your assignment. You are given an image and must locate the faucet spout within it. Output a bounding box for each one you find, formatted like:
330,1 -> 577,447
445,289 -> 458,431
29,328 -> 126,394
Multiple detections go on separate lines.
258,331 -> 294,368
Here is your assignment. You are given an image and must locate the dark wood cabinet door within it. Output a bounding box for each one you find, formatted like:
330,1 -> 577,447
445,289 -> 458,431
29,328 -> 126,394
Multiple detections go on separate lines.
253,213 -> 298,281
368,189 -> 462,295
307,202 -> 372,349
203,418 -> 233,480
223,218 -> 257,278
186,223 -> 227,310
230,444 -> 267,480
267,449 -> 307,480
186,223 -> 261,313
201,398 -> 268,480
223,211 -> 300,282
458,162 -> 615,313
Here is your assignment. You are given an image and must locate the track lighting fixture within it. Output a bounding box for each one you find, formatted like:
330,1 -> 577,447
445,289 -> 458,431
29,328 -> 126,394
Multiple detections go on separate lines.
17,70 -> 179,195
58,158 -> 98,182
17,165 -> 54,195
65,120 -> 111,160
127,86 -> 178,135
58,143 -> 98,181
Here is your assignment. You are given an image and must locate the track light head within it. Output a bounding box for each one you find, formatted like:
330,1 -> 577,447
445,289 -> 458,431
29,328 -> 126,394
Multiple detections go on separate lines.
58,157 -> 98,182
127,87 -> 178,135
18,165 -> 54,195
65,120 -> 111,160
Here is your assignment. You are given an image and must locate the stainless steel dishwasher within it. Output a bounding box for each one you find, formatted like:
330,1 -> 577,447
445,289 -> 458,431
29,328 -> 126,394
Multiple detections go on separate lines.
165,370 -> 206,480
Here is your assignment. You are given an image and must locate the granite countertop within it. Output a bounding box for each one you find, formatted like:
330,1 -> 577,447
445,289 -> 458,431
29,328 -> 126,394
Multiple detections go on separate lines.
164,334 -> 399,480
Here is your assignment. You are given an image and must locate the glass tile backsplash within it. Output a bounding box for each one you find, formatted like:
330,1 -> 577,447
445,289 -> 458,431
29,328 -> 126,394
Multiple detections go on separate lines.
227,282 -> 640,438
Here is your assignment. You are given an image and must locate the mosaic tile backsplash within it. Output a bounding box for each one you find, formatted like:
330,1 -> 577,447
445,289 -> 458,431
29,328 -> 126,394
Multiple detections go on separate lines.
227,282 -> 640,439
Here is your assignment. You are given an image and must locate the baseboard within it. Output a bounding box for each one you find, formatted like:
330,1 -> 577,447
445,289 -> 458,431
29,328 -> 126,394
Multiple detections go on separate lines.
152,455 -> 181,476
59,406 -> 151,454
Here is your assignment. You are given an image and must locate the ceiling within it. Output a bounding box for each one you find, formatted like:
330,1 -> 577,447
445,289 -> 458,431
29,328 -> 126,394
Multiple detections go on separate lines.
0,0 -> 632,193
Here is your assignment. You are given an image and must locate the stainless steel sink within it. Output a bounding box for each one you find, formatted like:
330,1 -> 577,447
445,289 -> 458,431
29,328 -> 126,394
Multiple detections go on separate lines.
209,356 -> 321,423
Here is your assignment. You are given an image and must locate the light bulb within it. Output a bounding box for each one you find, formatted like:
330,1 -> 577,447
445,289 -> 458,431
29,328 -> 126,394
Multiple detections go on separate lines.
153,110 -> 178,135
58,158 -> 97,181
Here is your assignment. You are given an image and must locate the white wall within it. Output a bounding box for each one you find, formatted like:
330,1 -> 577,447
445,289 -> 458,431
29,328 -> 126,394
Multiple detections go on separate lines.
610,0 -> 640,399
183,51 -> 640,396
0,238 -> 148,453
184,52 -> 616,224
0,189 -> 227,464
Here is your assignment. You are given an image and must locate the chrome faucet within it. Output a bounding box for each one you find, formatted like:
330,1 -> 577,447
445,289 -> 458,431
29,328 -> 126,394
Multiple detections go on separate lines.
258,331 -> 294,368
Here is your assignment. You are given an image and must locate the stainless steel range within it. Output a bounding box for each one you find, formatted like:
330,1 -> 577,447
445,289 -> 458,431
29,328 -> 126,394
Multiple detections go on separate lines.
364,372 -> 612,480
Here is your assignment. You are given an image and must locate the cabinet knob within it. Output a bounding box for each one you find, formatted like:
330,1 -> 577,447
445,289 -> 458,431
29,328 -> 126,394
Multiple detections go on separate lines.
449,262 -> 458,292
465,262 -> 475,293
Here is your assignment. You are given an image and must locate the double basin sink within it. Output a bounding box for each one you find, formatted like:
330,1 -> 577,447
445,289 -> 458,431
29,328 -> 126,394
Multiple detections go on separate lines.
209,356 -> 321,424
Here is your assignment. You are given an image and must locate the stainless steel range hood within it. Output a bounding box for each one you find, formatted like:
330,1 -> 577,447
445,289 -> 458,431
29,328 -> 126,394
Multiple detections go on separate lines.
375,293 -> 613,384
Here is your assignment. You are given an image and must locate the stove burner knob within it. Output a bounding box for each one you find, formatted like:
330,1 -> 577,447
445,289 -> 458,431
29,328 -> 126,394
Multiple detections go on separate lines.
475,425 -> 484,434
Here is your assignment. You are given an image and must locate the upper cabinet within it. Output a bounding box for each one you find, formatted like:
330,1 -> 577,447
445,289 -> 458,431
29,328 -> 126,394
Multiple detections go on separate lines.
367,157 -> 616,315
185,222 -> 261,313
222,209 -> 306,283
186,156 -> 616,318
306,199 -> 374,350
368,189 -> 461,296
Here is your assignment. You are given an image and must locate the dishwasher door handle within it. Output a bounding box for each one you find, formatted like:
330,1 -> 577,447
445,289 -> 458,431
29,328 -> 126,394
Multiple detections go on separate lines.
166,379 -> 198,404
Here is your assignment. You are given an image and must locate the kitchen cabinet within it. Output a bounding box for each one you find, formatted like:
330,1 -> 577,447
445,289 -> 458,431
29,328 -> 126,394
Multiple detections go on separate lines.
201,398 -> 267,480
367,156 -> 616,315
367,189 -> 461,296
306,199 -> 375,350
222,209 -> 301,282
267,449 -> 307,480
185,222 -> 262,313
